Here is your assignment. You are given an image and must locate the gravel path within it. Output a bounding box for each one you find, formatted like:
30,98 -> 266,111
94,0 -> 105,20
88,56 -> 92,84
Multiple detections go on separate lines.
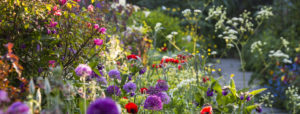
215,58 -> 287,114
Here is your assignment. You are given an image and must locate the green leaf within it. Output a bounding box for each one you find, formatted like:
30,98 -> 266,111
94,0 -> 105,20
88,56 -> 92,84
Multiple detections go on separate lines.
249,88 -> 267,96
245,104 -> 258,113
229,78 -> 236,97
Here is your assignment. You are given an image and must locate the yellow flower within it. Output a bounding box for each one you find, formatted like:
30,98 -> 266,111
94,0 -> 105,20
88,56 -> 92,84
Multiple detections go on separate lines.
208,48 -> 211,52
230,74 -> 235,78
218,68 -> 222,72
269,70 -> 274,75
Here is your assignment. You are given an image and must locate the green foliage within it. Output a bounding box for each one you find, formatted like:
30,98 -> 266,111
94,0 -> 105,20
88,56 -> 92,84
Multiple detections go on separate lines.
128,9 -> 184,49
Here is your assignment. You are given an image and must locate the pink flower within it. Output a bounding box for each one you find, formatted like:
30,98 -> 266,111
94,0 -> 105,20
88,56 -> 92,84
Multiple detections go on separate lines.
48,19 -> 58,28
94,39 -> 103,46
94,24 -> 99,30
52,5 -> 58,12
54,10 -> 62,16
87,23 -> 92,27
98,27 -> 107,34
59,0 -> 67,5
73,0 -> 81,2
88,5 -> 94,12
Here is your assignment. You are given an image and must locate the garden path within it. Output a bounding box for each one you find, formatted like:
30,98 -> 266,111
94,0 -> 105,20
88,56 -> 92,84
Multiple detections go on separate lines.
215,58 -> 287,114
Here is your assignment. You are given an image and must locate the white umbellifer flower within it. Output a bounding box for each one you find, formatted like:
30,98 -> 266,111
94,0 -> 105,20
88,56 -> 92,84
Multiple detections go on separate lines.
182,9 -> 192,17
283,58 -> 292,64
161,6 -> 167,10
227,29 -> 238,34
166,34 -> 173,40
250,40 -> 266,53
227,43 -> 234,47
194,9 -> 202,16
211,51 -> 217,55
280,37 -> 289,47
143,11 -> 151,17
154,22 -> 162,32
169,78 -> 196,97
171,31 -> 178,35
256,6 -> 273,20
268,50 -> 289,58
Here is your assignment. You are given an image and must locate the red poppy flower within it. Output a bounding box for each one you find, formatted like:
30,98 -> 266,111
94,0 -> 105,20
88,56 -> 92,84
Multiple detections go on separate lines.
173,59 -> 179,64
127,54 -> 138,60
140,88 -> 148,94
161,47 -> 167,52
178,65 -> 182,70
152,64 -> 156,68
125,102 -> 138,114
202,76 -> 209,83
122,97 -> 128,99
200,106 -> 213,114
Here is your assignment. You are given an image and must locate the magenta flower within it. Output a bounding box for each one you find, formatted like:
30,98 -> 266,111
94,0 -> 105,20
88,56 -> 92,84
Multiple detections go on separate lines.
75,64 -> 92,77
94,39 -> 103,46
73,0 -> 81,2
98,27 -> 107,34
48,19 -> 58,28
54,10 -> 62,16
88,5 -> 94,12
94,24 -> 99,30
59,0 -> 67,5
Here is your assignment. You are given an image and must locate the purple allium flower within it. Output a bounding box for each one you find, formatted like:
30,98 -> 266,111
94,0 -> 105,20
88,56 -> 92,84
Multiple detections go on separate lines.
155,80 -> 168,91
156,92 -> 170,104
96,76 -> 107,85
240,95 -> 244,100
147,86 -> 160,95
130,92 -> 135,97
256,106 -> 262,113
106,85 -> 121,96
108,69 -> 121,80
222,89 -> 228,96
246,96 -> 251,101
123,82 -> 137,93
0,90 -> 10,103
75,64 -> 92,77
94,39 -> 103,46
87,98 -> 120,114
144,95 -> 163,110
206,88 -> 214,97
6,102 -> 29,114
99,27 -> 107,34
139,67 -> 147,75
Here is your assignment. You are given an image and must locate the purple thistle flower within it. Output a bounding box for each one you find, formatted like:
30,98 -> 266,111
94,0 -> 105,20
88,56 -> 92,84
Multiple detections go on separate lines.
156,92 -> 170,104
256,106 -> 262,113
139,67 -> 147,75
106,85 -> 121,96
0,90 -> 10,103
206,88 -> 214,97
75,64 -> 92,77
87,98 -> 120,114
123,82 -> 137,93
108,69 -> 121,80
144,95 -> 163,111
6,102 -> 29,114
222,89 -> 228,96
147,86 -> 160,95
246,96 -> 251,101
155,80 -> 168,91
